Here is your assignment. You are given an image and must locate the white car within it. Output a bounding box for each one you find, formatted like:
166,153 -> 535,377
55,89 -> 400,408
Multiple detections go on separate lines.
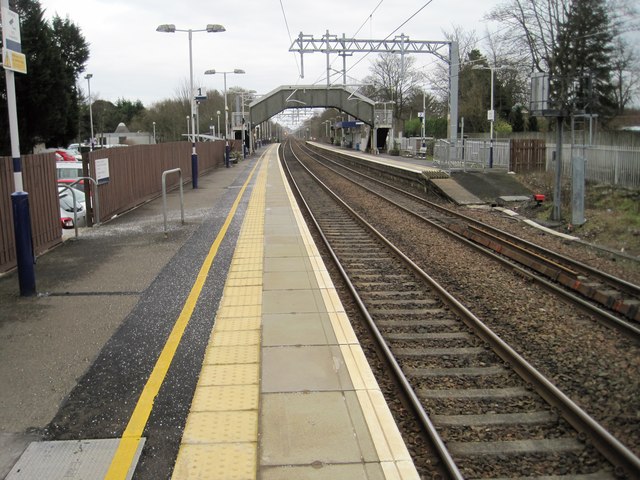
58,185 -> 86,228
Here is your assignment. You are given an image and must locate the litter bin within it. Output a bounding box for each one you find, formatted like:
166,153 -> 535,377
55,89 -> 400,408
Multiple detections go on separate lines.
356,143 -> 360,150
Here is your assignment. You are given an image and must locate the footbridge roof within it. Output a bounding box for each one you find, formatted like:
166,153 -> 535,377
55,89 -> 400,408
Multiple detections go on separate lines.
249,85 -> 376,126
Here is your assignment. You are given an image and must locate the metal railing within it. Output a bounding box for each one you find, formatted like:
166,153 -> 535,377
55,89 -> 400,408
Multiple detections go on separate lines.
161,168 -> 184,236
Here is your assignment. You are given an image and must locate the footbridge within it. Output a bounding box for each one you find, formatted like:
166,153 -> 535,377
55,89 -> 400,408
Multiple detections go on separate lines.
249,85 -> 375,126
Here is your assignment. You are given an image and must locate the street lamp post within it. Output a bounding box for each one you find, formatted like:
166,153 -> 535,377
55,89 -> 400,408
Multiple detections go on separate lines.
85,73 -> 94,150
204,69 -> 245,140
157,23 -> 226,188
473,64 -> 506,168
152,121 -> 156,143
216,110 -> 221,139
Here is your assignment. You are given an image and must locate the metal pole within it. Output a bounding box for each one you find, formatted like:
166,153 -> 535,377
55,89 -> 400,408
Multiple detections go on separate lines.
153,122 -> 156,143
489,67 -> 494,168
217,111 -> 220,139
552,116 -> 564,221
188,30 -> 198,188
3,0 -> 35,296
86,74 -> 94,151
241,92 -> 245,158
223,72 -> 229,139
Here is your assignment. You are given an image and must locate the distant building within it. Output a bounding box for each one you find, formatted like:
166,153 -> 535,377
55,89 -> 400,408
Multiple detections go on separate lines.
101,122 -> 155,146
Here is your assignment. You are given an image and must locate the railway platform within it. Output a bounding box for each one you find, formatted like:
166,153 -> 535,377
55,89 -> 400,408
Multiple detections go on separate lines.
0,144 -> 418,479
309,141 -> 532,206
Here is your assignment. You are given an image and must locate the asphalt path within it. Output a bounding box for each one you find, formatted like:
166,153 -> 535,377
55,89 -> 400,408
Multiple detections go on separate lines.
0,154 -> 260,479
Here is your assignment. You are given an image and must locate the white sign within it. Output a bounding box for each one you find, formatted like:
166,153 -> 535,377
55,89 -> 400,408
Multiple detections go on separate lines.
487,109 -> 495,121
1,7 -> 21,48
2,7 -> 26,74
95,158 -> 110,185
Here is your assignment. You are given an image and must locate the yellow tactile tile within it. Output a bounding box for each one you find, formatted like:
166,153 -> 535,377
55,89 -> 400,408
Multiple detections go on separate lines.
213,317 -> 261,331
182,410 -> 258,444
220,289 -> 262,308
198,364 -> 260,387
172,443 -> 257,480
215,304 -> 261,319
203,344 -> 260,365
191,385 -> 259,412
210,330 -> 261,347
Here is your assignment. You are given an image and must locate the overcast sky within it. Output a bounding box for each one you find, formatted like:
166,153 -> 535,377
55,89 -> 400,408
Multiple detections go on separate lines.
37,0 -> 504,107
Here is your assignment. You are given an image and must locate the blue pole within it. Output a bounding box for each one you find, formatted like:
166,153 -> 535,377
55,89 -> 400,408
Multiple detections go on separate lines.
191,150 -> 198,188
3,0 -> 36,296
11,192 -> 36,296
225,142 -> 230,168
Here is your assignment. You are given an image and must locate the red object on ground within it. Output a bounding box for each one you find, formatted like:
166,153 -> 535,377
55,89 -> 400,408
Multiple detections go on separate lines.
533,194 -> 545,205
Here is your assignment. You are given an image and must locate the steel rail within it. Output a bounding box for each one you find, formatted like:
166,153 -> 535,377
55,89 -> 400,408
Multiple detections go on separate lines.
300,142 -> 640,339
286,140 -> 640,479
282,142 -> 464,480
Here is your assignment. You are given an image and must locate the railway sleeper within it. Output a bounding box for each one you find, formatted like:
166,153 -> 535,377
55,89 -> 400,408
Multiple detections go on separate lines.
448,437 -> 584,456
432,411 -> 557,426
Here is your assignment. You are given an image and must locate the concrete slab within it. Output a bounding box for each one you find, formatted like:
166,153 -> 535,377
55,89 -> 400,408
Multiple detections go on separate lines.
260,391 -> 377,465
261,463 -> 386,480
263,271 -> 315,290
430,178 -> 484,205
261,345 -> 353,393
262,312 -> 338,346
262,289 -> 324,315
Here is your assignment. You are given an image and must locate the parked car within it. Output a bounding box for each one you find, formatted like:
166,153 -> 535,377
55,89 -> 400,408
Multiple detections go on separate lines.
45,148 -> 77,162
56,161 -> 84,185
58,185 -> 86,228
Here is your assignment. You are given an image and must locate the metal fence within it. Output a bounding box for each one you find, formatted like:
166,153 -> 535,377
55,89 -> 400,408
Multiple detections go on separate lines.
546,144 -> 640,189
434,139 -> 511,171
433,138 -> 640,188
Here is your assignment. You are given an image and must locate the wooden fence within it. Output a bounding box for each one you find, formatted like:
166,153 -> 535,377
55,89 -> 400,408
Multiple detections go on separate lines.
86,141 -> 228,222
0,153 -> 61,273
1,141 -> 234,273
510,139 -> 546,172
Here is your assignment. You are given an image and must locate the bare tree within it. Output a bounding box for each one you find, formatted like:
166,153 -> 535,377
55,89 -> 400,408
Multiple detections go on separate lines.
486,0 -> 570,73
611,36 -> 640,113
426,25 -> 479,104
363,53 -> 425,121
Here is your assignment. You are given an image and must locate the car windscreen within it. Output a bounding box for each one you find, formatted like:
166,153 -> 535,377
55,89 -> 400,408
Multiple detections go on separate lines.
59,193 -> 82,212
56,166 -> 82,179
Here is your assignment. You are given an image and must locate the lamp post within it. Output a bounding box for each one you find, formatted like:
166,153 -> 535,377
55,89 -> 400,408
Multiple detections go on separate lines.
216,110 -> 221,139
157,23 -> 226,188
204,69 -> 245,140
152,121 -> 156,143
85,73 -> 94,151
186,115 -> 190,138
472,64 -> 507,168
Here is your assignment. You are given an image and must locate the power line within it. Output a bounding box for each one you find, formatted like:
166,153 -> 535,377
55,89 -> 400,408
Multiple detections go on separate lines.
279,0 -> 301,77
340,0 -> 436,80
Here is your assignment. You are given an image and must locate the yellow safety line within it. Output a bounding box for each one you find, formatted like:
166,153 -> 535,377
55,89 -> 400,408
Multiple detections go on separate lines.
104,156 -> 264,480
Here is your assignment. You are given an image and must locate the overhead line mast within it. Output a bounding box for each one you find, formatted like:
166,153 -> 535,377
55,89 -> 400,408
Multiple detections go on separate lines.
289,31 -> 459,141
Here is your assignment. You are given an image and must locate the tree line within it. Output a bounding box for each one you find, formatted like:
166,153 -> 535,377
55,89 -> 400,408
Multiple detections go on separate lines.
1,0 -> 638,155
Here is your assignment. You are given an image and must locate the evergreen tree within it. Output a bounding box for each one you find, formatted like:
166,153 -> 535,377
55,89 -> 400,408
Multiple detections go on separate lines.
0,0 -> 89,153
550,0 -> 616,118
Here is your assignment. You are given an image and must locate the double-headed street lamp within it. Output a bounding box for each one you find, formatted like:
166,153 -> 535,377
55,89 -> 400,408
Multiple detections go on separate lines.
85,73 -> 94,150
472,64 -> 508,168
204,69 -> 245,140
157,23 -> 226,188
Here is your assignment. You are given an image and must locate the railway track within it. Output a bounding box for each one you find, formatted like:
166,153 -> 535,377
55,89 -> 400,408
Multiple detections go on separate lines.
300,141 -> 640,338
280,140 -> 640,479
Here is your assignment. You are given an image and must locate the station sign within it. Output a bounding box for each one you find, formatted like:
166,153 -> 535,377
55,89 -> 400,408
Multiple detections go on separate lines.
1,7 -> 27,74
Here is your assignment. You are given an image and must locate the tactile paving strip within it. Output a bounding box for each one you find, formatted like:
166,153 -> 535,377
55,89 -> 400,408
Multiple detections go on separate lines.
171,155 -> 268,480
